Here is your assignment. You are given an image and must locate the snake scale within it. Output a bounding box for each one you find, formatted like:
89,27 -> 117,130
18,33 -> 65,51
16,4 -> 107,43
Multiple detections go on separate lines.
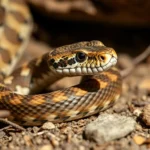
0,0 -> 122,126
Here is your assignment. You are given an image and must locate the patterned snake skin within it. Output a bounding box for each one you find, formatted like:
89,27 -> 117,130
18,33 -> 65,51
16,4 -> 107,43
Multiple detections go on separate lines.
0,0 -> 122,126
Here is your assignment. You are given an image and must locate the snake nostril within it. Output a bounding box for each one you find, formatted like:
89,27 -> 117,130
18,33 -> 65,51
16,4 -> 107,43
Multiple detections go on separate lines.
100,55 -> 105,61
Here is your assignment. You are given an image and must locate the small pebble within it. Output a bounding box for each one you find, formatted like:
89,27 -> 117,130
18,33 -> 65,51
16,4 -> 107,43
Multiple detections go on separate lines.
23,135 -> 32,146
133,135 -> 146,145
33,126 -> 40,133
142,104 -> 150,126
41,122 -> 55,130
39,144 -> 53,150
0,131 -> 5,138
133,109 -> 142,117
136,124 -> 143,132
84,114 -> 136,144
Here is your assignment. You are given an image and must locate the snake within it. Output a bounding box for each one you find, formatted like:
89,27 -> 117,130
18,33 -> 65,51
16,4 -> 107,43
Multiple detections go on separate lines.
0,0 -> 122,126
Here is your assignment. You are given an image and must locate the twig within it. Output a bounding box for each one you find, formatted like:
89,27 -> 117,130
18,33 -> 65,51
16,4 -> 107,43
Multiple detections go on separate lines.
0,125 -> 12,132
121,45 -> 150,78
33,131 -> 48,136
0,118 -> 25,131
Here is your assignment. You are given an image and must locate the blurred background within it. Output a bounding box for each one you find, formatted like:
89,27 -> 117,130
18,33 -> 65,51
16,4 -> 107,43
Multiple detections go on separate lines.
26,0 -> 150,57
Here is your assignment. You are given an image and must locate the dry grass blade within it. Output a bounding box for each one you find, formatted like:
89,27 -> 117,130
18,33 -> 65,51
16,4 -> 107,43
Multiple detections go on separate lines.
121,45 -> 150,78
0,118 -> 25,131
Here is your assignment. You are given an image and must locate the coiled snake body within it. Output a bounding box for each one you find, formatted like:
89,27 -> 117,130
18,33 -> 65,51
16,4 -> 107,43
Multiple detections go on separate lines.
0,0 -> 122,126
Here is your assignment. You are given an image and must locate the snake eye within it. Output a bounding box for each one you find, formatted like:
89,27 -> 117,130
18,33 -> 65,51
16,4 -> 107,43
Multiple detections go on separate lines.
76,52 -> 87,62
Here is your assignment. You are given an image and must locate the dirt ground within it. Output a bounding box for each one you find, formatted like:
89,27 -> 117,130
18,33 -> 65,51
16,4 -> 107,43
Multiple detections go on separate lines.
0,60 -> 150,150
0,1 -> 150,149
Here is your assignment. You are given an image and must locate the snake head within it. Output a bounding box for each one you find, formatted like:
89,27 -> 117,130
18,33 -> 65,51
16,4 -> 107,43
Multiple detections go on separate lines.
48,41 -> 118,76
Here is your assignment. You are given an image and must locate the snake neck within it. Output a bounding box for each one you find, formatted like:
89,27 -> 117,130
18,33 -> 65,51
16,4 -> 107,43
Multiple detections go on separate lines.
29,53 -> 64,94
2,53 -> 63,95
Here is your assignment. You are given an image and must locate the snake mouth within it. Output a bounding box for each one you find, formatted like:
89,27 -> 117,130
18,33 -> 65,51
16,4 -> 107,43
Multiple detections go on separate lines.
55,56 -> 117,75
101,55 -> 117,70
